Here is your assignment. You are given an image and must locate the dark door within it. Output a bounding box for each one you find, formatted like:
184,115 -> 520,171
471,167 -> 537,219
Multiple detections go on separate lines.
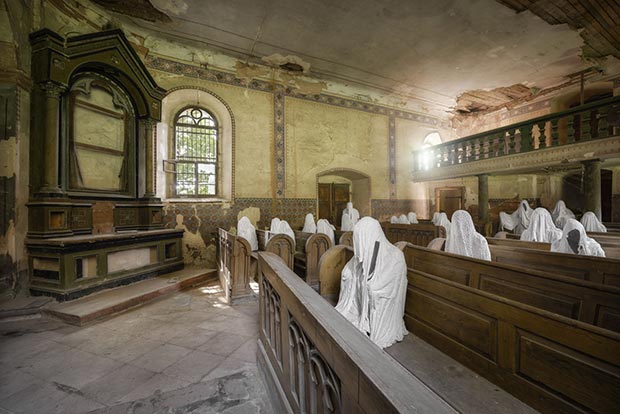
318,183 -> 350,226
435,187 -> 464,219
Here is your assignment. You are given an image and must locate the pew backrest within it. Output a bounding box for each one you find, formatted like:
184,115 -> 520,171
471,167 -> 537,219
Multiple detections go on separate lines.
486,237 -> 550,250
293,230 -> 333,290
217,228 -> 254,304
338,231 -> 353,247
488,244 -> 620,287
380,222 -> 444,246
402,243 -> 620,333
318,245 -> 354,297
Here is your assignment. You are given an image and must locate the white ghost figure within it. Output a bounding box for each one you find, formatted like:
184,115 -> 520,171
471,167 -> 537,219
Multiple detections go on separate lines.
520,208 -> 562,243
302,213 -> 317,233
551,200 -> 575,229
317,219 -> 335,245
341,202 -> 360,231
500,199 -> 533,235
580,211 -> 607,233
551,219 -> 605,257
445,210 -> 491,261
407,212 -> 418,224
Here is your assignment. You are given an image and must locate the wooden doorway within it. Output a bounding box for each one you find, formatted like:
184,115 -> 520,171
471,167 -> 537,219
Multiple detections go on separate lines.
318,183 -> 350,226
435,187 -> 464,219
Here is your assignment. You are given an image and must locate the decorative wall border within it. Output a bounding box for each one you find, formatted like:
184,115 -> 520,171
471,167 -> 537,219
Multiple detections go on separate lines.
274,92 -> 285,198
499,100 -> 551,121
145,55 -> 449,128
388,115 -> 396,198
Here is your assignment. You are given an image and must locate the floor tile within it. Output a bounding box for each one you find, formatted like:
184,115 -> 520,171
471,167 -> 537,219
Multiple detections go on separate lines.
162,350 -> 225,383
198,332 -> 253,357
128,343 -> 191,373
81,364 -> 155,404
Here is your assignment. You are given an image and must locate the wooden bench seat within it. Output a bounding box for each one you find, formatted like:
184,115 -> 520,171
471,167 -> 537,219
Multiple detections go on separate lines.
293,230 -> 332,291
380,222 -> 445,246
317,243 -> 620,413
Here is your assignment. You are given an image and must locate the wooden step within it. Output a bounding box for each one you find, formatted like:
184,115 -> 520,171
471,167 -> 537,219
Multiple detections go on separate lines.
45,266 -> 216,326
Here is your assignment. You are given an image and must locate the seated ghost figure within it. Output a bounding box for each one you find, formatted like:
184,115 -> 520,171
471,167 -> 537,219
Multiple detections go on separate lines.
520,208 -> 562,243
316,219 -> 335,245
276,220 -> 296,243
407,212 -> 418,224
390,216 -> 399,224
500,199 -> 533,235
341,202 -> 360,231
270,218 -> 281,233
237,216 -> 258,251
551,218 -> 605,257
302,213 -> 317,233
335,217 -> 408,349
552,200 -> 575,229
431,211 -> 440,225
445,210 -> 491,261
436,212 -> 451,237
580,211 -> 607,233
398,214 -> 409,224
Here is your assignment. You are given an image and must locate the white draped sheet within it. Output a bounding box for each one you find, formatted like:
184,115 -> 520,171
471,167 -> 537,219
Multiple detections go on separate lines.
237,216 -> 258,251
551,218 -> 605,257
581,211 -> 607,233
445,210 -> 491,261
551,200 -> 575,229
520,208 -> 562,243
407,212 -> 418,224
436,212 -> 451,237
341,202 -> 360,231
499,199 -> 533,235
335,217 -> 408,349
317,219 -> 335,245
398,214 -> 409,224
302,213 -> 317,233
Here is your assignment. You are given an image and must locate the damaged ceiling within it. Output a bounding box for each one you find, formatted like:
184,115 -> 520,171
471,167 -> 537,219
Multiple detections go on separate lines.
90,0 -> 619,113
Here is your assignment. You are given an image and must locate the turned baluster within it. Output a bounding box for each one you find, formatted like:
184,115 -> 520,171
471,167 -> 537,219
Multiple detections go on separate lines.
581,110 -> 592,141
550,119 -> 559,147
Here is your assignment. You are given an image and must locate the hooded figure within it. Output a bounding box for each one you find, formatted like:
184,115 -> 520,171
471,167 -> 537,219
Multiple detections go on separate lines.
398,214 -> 409,224
436,212 -> 451,237
551,218 -> 605,257
431,212 -> 440,225
445,210 -> 491,261
335,217 -> 408,348
270,218 -> 281,233
500,199 -> 533,235
551,200 -> 575,229
317,219 -> 335,245
581,211 -> 607,233
237,217 -> 258,251
390,216 -> 399,224
302,213 -> 317,233
407,212 -> 418,224
276,220 -> 296,243
520,208 -> 562,243
341,202 -> 360,231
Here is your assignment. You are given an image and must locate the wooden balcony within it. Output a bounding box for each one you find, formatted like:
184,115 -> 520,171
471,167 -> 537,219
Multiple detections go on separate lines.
413,95 -> 620,181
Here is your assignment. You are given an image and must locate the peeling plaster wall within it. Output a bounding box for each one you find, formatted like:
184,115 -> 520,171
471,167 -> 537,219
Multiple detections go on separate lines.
285,97 -> 389,199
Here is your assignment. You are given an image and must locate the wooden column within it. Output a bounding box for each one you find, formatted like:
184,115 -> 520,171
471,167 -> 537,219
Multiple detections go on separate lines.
37,81 -> 65,196
478,173 -> 489,233
141,118 -> 156,199
583,159 -> 602,219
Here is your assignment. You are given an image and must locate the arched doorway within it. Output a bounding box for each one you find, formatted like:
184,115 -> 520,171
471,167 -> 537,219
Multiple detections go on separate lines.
316,168 -> 371,227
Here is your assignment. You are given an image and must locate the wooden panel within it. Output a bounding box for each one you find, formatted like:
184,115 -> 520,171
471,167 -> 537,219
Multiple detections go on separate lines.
597,305 -> 620,333
406,288 -> 497,361
412,258 -> 471,285
478,274 -> 581,319
517,331 -> 620,413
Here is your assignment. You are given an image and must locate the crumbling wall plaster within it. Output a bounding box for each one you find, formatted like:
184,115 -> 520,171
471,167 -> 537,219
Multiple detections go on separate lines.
285,97 -> 389,199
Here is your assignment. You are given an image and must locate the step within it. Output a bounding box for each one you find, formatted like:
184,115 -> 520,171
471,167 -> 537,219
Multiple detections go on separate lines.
0,296 -> 54,320
45,266 -> 217,326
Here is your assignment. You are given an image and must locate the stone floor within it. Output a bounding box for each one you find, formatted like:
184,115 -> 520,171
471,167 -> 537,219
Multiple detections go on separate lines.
0,282 -> 273,413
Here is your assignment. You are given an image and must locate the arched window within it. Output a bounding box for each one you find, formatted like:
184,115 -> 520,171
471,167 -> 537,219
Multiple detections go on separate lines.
173,107 -> 218,196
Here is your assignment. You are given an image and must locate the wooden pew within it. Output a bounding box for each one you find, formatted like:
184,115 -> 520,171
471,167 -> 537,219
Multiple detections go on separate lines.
488,244 -> 620,286
217,228 -> 254,304
293,230 -> 332,291
317,244 -> 620,413
257,252 -> 458,414
401,244 -> 620,333
317,244 -> 354,301
488,235 -> 620,259
404,267 -> 620,414
338,230 -> 353,247
380,222 -> 446,246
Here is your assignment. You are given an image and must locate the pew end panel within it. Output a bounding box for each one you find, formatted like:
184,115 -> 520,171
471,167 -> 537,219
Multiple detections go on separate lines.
338,231 -> 353,247
318,245 -> 354,300
304,233 -> 333,292
218,228 -> 255,304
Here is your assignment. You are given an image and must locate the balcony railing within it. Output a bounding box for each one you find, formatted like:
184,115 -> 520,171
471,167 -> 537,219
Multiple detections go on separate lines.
414,95 -> 620,172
